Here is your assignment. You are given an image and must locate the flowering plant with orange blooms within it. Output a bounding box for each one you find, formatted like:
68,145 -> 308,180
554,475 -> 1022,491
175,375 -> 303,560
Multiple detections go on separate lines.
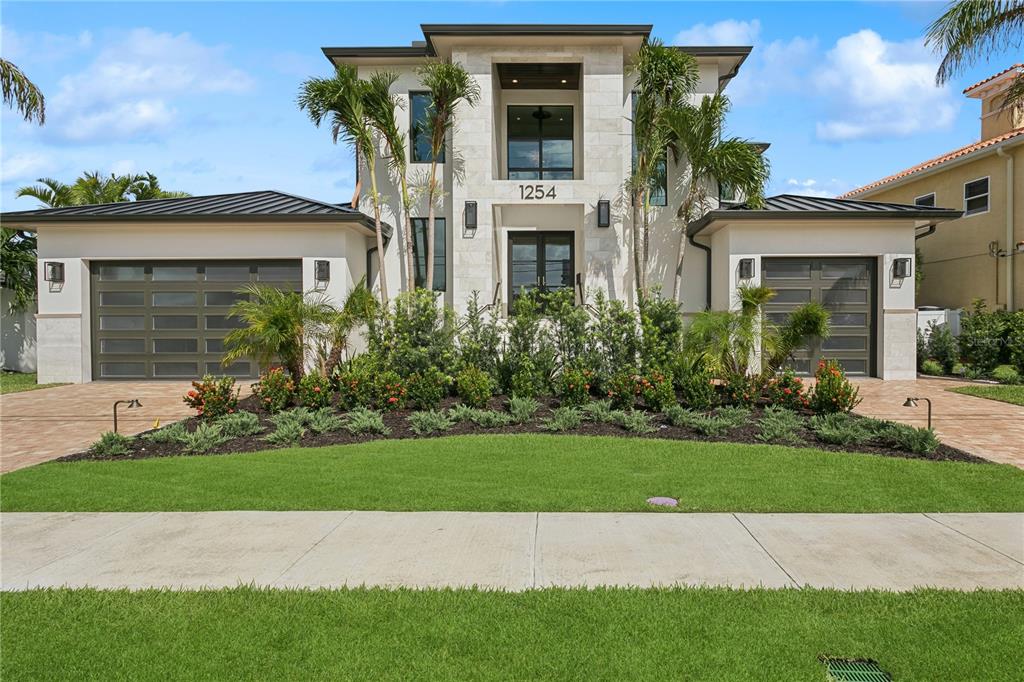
557,365 -> 594,406
808,360 -> 861,414
252,367 -> 294,413
183,374 -> 239,420
298,371 -> 332,409
371,369 -> 407,411
605,370 -> 641,409
764,370 -> 810,410
638,369 -> 675,411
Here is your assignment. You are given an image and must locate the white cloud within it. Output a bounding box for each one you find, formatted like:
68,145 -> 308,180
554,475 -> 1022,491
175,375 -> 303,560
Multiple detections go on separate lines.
781,177 -> 853,198
812,30 -> 958,141
674,19 -> 761,46
0,151 -> 59,183
728,36 -> 818,103
47,28 -> 254,143
1,25 -> 93,63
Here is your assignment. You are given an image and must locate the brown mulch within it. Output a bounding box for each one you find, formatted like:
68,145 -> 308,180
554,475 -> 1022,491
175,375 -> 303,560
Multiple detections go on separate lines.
57,393 -> 988,465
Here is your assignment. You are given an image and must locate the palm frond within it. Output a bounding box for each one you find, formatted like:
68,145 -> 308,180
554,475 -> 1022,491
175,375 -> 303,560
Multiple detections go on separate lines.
0,58 -> 45,124
926,0 -> 1024,83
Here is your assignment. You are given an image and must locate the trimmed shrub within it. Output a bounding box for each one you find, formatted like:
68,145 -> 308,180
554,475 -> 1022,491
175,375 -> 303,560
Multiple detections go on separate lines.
370,370 -> 407,411
676,366 -> 717,410
343,407 -> 390,435
920,359 -> 944,376
665,408 -> 733,436
90,431 -> 132,456
179,423 -> 230,454
992,364 -> 1021,384
183,375 -> 239,420
604,370 -> 640,409
582,399 -> 617,424
958,299 -> 1005,373
215,410 -> 262,438
810,412 -> 876,446
878,422 -> 940,454
638,293 -> 684,372
541,406 -> 582,432
253,368 -> 294,413
756,406 -> 803,444
307,408 -> 345,434
269,407 -> 312,429
618,409 -> 656,434
447,403 -> 479,423
406,367 -> 451,410
763,371 -> 810,411
925,321 -> 958,374
141,421 -> 187,444
335,355 -> 377,409
556,366 -> 593,407
509,356 -> 542,399
455,366 -> 494,408
263,420 -> 305,447
809,360 -> 861,414
297,371 -> 332,409
407,410 -> 455,436
638,368 -> 675,411
457,291 -> 502,379
469,409 -> 513,428
508,396 -> 539,424
720,373 -> 759,407
717,406 -> 752,428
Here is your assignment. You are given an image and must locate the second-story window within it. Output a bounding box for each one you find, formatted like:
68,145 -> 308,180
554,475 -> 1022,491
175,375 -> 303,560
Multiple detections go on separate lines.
964,178 -> 989,216
410,92 -> 444,164
410,217 -> 446,291
508,105 -> 573,179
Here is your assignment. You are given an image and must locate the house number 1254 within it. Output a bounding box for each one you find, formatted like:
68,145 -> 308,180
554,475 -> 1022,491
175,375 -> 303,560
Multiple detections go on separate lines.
519,184 -> 556,200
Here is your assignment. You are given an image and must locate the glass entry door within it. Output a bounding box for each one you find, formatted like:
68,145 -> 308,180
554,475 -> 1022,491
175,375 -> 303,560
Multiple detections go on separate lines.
508,232 -> 575,309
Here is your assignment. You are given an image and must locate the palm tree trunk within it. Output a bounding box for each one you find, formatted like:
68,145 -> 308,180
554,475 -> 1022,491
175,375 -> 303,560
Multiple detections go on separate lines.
425,157 -> 439,292
631,188 -> 644,301
400,177 -> 415,293
367,155 -> 388,304
642,187 -> 651,298
672,193 -> 695,303
350,148 -> 363,207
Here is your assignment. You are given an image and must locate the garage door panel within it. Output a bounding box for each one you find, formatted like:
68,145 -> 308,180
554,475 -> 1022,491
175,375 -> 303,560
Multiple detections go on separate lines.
91,260 -> 300,380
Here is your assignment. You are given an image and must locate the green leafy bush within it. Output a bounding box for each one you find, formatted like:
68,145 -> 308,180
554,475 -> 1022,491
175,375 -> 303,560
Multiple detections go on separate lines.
141,421 -> 187,444
269,407 -> 312,430
90,431 -> 132,456
720,372 -> 759,407
406,367 -> 451,410
992,364 -> 1021,385
469,409 -> 513,428
675,364 -> 717,410
371,370 -> 407,411
508,356 -> 542,399
664,408 -> 733,436
179,422 -> 230,454
367,289 -> 456,378
638,368 -> 675,411
638,292 -> 684,372
263,420 -> 306,447
717,406 -> 752,428
763,370 -> 809,410
958,300 -> 1005,373
878,422 -> 940,454
335,354 -> 377,409
183,375 -> 239,419
456,291 -> 502,379
502,292 -> 555,396
920,359 -> 944,376
215,410 -> 262,438
545,289 -> 590,369
343,407 -> 390,435
604,370 -> 640,409
297,371 -> 332,409
809,360 -> 861,414
756,406 -> 804,444
252,368 -> 294,413
307,408 -> 345,434
585,292 -> 639,388
407,410 -> 455,435
447,403 -> 479,423
541,406 -> 582,432
582,399 -> 617,424
556,366 -> 593,406
810,412 -> 877,446
618,409 -> 656,434
508,396 -> 539,424
925,321 -> 958,374
1007,311 -> 1024,373
455,366 -> 494,408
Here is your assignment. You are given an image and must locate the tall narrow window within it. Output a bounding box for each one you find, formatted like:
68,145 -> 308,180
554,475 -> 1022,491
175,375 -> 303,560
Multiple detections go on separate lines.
411,217 -> 446,291
964,178 -> 989,216
507,106 -> 573,179
410,92 -> 444,164
630,92 -> 667,206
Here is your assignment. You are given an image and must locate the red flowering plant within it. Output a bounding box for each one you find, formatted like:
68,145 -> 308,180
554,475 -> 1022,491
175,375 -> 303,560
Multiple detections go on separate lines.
638,368 -> 676,411
809,359 -> 861,414
252,367 -> 294,413
557,365 -> 594,407
297,371 -> 333,409
183,374 -> 239,420
764,370 -> 810,411
720,372 -> 760,407
371,369 -> 407,411
605,370 -> 641,409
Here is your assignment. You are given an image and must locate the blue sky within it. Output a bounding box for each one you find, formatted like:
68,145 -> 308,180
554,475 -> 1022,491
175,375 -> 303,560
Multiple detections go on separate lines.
2,1 -> 1019,211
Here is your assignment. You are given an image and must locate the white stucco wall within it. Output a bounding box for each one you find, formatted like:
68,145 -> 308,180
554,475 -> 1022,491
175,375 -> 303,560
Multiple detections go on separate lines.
34,221 -> 371,383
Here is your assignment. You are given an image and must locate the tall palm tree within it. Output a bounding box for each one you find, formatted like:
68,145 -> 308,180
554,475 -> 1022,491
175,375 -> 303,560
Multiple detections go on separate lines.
627,40 -> 698,298
1,229 -> 37,314
664,94 -> 770,303
16,172 -> 190,208
1,59 -> 45,125
14,178 -> 73,208
299,65 -> 390,303
364,71 -> 416,292
128,172 -> 192,201
926,0 -> 1024,109
416,60 -> 480,291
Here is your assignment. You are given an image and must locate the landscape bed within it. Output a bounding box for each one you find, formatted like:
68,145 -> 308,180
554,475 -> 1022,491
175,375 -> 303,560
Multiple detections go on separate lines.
3,587 -> 1022,681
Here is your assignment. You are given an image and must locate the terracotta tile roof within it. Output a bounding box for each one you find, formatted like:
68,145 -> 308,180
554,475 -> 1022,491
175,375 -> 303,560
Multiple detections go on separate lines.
963,63 -> 1023,94
840,127 -> 1024,198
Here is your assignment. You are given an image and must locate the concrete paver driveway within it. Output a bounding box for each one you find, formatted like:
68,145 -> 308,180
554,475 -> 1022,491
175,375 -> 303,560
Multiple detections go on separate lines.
0,382 -> 196,473
854,377 -> 1024,468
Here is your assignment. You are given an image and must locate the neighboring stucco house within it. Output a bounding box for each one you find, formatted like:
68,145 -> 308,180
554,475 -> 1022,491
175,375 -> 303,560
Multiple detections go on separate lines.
842,64 -> 1024,313
0,23 -> 961,384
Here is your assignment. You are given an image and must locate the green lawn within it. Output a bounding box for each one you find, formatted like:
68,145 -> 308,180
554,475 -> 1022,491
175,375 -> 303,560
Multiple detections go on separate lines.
3,587 -> 1021,681
951,384 -> 1024,406
3,435 -> 1022,513
0,371 -> 65,395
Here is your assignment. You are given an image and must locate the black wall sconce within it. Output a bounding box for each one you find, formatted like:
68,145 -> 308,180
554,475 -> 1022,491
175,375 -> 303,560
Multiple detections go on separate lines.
464,201 -> 478,231
314,259 -> 330,284
893,257 -> 912,279
738,258 -> 755,280
44,261 -> 65,283
597,200 -> 610,228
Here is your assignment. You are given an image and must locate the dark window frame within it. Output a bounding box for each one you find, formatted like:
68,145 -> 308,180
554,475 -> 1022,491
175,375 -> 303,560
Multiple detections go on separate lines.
410,217 -> 447,291
506,231 -> 576,313
913,192 -> 936,207
963,176 -> 989,216
506,105 -> 574,180
410,91 -> 444,164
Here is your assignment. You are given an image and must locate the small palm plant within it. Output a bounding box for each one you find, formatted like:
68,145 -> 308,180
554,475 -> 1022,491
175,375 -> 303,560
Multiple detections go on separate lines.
664,94 -> 770,302
416,60 -> 481,291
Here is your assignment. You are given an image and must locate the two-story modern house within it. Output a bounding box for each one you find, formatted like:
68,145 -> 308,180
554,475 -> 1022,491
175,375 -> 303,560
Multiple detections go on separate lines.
1,24 -> 961,384
842,64 -> 1023,313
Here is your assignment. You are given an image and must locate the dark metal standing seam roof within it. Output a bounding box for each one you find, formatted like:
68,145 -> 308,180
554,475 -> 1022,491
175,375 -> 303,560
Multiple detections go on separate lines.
687,194 -> 963,235
0,190 -> 392,237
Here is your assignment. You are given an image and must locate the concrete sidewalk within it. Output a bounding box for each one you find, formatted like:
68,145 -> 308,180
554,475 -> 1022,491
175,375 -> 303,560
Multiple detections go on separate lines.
2,511 -> 1021,591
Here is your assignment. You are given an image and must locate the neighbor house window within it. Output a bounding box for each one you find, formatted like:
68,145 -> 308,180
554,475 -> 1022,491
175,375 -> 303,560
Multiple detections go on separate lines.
914,193 -> 936,207
507,105 -> 573,179
411,217 -> 446,291
410,92 -> 443,164
630,92 -> 667,206
719,181 -> 738,205
964,178 -> 989,216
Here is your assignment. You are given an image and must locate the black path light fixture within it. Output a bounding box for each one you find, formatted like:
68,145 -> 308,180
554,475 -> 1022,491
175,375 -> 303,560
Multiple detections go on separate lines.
902,396 -> 932,430
113,398 -> 143,433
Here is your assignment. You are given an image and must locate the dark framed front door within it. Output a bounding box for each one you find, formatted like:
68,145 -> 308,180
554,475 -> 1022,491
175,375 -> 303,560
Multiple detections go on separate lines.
761,257 -> 876,377
508,231 -> 575,310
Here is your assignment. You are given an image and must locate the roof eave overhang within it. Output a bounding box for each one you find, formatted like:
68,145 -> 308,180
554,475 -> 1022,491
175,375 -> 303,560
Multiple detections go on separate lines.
322,46 -> 431,66
687,209 -> 964,237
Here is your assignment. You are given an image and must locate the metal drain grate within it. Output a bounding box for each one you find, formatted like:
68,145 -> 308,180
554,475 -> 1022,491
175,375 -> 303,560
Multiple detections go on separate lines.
822,657 -> 892,682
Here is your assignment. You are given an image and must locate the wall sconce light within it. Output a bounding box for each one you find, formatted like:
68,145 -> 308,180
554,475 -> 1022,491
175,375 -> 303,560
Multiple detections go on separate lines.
44,261 -> 65,283
597,200 -> 610,228
893,257 -> 912,279
112,398 -> 142,433
464,201 -> 478,231
738,258 -> 755,280
314,260 -> 330,284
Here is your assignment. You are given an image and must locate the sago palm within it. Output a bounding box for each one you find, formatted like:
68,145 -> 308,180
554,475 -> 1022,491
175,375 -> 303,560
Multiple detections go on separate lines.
299,65 -> 390,302
665,94 -> 770,302
926,0 -> 1024,109
416,60 -> 481,291
1,59 -> 45,124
